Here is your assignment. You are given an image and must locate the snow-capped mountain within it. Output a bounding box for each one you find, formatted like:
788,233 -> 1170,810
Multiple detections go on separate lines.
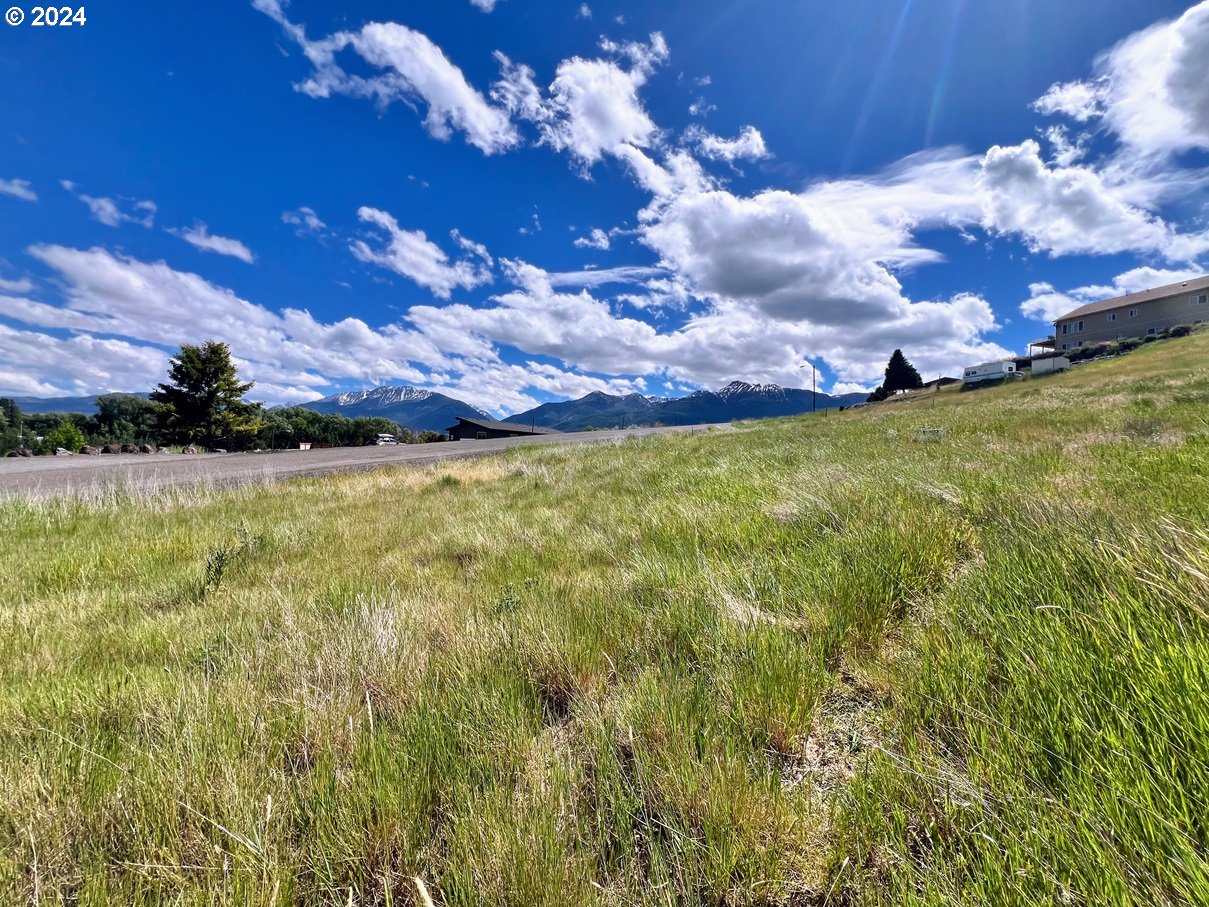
323,387 -> 439,407
716,381 -> 788,401
297,386 -> 489,433
507,382 -> 868,431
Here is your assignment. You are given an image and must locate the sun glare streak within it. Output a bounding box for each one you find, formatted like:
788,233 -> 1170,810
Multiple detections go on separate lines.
843,0 -> 917,171
926,0 -> 966,146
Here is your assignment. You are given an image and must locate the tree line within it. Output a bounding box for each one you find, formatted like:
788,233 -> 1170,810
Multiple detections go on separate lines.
1,341 -> 435,456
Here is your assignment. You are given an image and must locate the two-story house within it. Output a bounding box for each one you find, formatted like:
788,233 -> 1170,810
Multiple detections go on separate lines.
1053,276 -> 1209,351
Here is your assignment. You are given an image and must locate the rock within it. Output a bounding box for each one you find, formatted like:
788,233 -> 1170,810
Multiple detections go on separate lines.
101,443 -> 122,455
121,443 -> 139,454
183,444 -> 200,454
6,448 -> 34,458
139,443 -> 157,454
213,448 -> 227,454
54,447 -> 73,457
81,446 -> 101,456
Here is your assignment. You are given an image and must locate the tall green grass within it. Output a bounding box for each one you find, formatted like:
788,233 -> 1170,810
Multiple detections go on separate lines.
2,333 -> 1207,905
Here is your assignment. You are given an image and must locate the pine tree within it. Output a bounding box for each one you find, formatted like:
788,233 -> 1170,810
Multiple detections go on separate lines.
151,341 -> 263,450
882,349 -> 924,395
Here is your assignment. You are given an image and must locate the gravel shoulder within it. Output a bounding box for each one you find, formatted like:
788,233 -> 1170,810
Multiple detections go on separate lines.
0,425 -> 722,499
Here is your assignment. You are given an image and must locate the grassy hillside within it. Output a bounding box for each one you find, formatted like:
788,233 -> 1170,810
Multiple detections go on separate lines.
2,333 -> 1207,906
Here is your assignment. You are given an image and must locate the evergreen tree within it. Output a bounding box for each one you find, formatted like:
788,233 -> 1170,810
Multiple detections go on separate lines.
96,394 -> 161,444
151,341 -> 263,450
882,349 -> 924,394
866,385 -> 891,404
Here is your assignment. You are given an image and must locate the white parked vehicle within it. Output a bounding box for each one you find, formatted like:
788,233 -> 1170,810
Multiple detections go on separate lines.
375,433 -> 399,445
962,360 -> 1018,384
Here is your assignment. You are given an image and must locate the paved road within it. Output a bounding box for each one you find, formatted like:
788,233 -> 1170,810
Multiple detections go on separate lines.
0,425 -> 722,499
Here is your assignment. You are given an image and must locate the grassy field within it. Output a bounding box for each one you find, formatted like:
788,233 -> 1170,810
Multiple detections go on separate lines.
2,333 -> 1207,906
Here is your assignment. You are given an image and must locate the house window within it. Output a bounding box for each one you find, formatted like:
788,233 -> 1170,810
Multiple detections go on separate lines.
1147,327 -> 1157,335
1060,342 -> 1069,351
1075,320 -> 1084,332
1061,324 -> 1069,335
1129,308 -> 1138,317
1076,341 -> 1084,347
1192,294 -> 1207,306
1108,312 -> 1117,322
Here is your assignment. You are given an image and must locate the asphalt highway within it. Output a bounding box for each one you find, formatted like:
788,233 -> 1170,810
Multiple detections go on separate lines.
0,424 -> 723,499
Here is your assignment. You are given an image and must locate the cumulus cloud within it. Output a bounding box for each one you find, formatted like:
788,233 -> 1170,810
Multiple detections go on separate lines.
0,320 -> 170,397
4,244 -> 653,413
256,0 -> 519,155
685,125 -> 770,163
577,4 -> 592,19
406,256 -> 1007,394
527,34 -> 670,167
168,223 -> 256,263
977,140 -> 1203,259
0,178 -> 38,202
1033,1 -> 1209,157
1020,265 -> 1208,322
61,180 -> 155,228
574,228 -> 611,250
469,0 -> 498,11
350,207 -> 494,298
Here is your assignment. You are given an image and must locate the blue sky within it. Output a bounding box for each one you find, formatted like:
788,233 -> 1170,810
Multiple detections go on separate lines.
2,0 -> 1207,414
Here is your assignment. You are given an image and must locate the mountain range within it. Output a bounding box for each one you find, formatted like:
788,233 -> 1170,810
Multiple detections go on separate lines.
11,382 -> 869,433
9,393 -> 149,415
506,382 -> 868,430
293,387 -> 489,432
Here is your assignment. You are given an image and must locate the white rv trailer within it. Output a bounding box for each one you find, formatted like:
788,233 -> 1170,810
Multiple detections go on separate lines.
962,360 -> 1017,385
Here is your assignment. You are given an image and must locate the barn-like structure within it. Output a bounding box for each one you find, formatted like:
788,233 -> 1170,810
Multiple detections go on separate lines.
445,417 -> 561,441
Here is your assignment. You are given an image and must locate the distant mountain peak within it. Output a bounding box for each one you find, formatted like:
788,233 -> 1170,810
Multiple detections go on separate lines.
717,380 -> 787,400
317,386 -> 436,406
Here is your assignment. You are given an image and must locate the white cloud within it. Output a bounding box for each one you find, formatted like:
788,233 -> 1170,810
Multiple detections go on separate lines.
406,255 -> 1007,394
686,125 -> 770,163
0,179 -> 37,202
546,265 -> 666,288
533,34 -> 670,167
636,150 -> 982,323
0,276 -> 34,294
978,140 -> 1205,260
1020,265 -> 1208,322
577,4 -> 592,19
61,181 -> 155,228
5,244 -> 652,413
282,205 -> 327,236
350,207 -> 493,299
574,228 -> 611,250
168,223 -> 256,263
469,0 -> 498,11
1033,2 -> 1209,157
0,320 -> 170,397
256,2 -> 519,155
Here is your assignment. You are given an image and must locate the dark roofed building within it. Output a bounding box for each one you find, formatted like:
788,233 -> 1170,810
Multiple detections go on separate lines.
1053,275 -> 1209,352
446,417 -> 561,441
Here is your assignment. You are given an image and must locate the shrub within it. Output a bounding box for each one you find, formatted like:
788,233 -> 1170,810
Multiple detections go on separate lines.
1165,324 -> 1193,338
42,421 -> 86,454
1142,333 -> 1159,343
